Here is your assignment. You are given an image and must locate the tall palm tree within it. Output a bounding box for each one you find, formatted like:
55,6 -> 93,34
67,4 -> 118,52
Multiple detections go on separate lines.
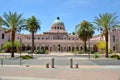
26,16 -> 41,57
94,13 -> 120,58
76,20 -> 95,52
2,12 -> 25,57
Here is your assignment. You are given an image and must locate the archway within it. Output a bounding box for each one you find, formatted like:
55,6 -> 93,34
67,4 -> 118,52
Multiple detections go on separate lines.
57,44 -> 61,51
93,45 -> 98,52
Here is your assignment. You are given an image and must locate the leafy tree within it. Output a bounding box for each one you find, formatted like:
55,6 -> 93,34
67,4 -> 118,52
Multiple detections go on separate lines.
2,12 -> 25,57
2,41 -> 11,50
72,32 -> 75,35
76,20 -> 95,52
97,40 -> 106,49
26,16 -> 41,57
2,41 -> 21,52
14,41 -> 21,48
94,13 -> 120,58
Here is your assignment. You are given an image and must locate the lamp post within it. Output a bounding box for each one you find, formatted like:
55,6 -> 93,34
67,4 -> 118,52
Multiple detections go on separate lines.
18,27 -> 22,66
88,38 -> 91,59
19,35 -> 22,65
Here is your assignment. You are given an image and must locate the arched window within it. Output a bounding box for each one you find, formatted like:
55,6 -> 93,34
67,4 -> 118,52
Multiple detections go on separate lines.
2,33 -> 4,39
113,35 -> 115,42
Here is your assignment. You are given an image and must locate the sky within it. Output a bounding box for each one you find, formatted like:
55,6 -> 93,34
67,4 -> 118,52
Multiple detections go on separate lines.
0,0 -> 120,35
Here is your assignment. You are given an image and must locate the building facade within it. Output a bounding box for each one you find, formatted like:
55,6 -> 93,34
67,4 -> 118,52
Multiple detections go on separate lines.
0,17 -> 120,53
15,17 -> 103,52
0,28 -> 10,49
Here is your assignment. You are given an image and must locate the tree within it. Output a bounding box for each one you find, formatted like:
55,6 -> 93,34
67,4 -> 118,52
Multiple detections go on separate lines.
94,13 -> 120,58
76,20 -> 95,52
2,41 -> 21,52
3,41 -> 21,49
26,16 -> 41,57
72,32 -> 75,35
97,40 -> 106,50
2,12 -> 25,57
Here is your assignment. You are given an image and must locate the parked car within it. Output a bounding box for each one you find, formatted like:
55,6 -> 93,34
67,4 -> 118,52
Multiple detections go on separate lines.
28,50 -> 32,54
36,49 -> 45,54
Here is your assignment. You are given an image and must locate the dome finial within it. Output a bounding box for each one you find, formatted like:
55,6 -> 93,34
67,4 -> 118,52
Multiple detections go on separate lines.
57,17 -> 60,20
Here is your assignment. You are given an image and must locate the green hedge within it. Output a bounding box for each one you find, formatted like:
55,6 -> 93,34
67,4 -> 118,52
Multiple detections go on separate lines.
110,54 -> 120,59
21,55 -> 33,59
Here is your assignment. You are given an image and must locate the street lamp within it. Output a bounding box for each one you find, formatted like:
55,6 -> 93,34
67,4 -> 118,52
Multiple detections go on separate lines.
18,27 -> 22,65
88,38 -> 91,59
19,34 -> 22,65
19,38 -> 22,65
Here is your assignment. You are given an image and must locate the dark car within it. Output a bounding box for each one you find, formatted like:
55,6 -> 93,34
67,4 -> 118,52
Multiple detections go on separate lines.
36,49 -> 45,54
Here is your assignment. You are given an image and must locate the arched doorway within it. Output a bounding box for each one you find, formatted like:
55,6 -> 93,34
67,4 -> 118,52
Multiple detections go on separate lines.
93,45 -> 98,52
45,46 -> 48,50
22,44 -> 25,51
57,44 -> 61,51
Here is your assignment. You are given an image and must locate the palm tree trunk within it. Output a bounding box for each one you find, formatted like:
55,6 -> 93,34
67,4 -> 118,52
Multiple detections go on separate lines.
105,31 -> 109,58
11,31 -> 15,57
11,40 -> 14,57
32,31 -> 34,57
84,41 -> 87,53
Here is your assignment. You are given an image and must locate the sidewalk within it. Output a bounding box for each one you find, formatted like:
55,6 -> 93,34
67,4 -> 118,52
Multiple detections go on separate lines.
1,64 -> 120,69
0,53 -> 120,80
0,65 -> 120,80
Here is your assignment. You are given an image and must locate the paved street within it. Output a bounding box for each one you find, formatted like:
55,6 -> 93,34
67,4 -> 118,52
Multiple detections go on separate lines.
0,53 -> 120,67
0,53 -> 120,80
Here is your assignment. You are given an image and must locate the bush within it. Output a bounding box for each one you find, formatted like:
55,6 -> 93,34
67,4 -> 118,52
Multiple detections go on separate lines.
45,50 -> 49,54
21,55 -> 33,59
0,50 -> 5,53
74,49 -> 79,55
2,41 -> 21,53
110,54 -> 120,59
93,52 -> 100,58
79,50 -> 83,54
36,49 -> 45,54
34,50 -> 37,54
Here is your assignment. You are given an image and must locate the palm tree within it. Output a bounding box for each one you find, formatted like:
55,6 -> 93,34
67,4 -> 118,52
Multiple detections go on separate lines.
76,20 -> 95,52
94,13 -> 120,58
2,12 -> 25,57
26,16 -> 41,57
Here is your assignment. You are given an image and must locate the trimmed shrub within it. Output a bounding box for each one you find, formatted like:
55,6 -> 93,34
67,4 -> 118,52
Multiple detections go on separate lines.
21,55 -> 33,59
45,50 -> 49,54
93,52 -> 100,58
79,50 -> 83,54
110,54 -> 119,59
74,49 -> 79,55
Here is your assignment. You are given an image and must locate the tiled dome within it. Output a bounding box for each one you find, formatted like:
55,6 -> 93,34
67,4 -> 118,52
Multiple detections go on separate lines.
52,17 -> 64,26
51,17 -> 65,30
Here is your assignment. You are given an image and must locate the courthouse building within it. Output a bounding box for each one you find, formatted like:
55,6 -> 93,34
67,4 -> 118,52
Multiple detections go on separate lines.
0,17 -> 120,53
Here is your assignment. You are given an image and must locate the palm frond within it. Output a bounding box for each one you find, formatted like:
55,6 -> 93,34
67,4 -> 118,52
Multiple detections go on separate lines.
26,16 -> 41,33
75,20 -> 95,41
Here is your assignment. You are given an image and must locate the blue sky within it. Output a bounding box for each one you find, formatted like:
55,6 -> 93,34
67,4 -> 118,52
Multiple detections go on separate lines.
0,0 -> 120,35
